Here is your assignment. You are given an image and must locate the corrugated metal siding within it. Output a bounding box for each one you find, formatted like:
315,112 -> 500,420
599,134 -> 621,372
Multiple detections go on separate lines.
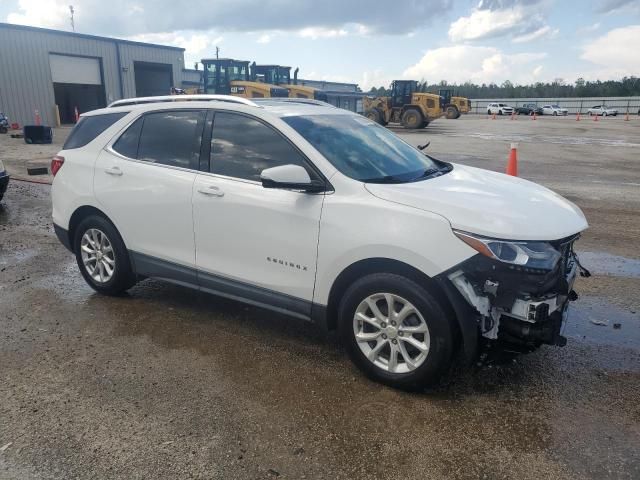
0,24 -> 184,126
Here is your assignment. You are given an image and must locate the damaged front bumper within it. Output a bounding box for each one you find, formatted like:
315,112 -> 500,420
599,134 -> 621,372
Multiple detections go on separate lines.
438,235 -> 583,353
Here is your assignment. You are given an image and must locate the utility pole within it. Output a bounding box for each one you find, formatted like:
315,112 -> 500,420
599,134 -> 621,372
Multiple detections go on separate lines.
69,5 -> 75,32
215,46 -> 219,59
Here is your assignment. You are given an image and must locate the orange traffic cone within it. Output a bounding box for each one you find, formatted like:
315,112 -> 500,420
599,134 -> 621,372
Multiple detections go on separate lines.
576,112 -> 580,121
625,111 -> 630,121
510,111 -> 515,120
492,112 -> 496,120
34,109 -> 41,126
506,143 -> 518,176
74,107 -> 80,123
594,113 -> 598,122
532,111 -> 536,120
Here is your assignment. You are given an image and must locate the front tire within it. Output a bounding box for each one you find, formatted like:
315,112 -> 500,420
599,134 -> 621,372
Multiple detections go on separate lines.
365,108 -> 384,125
74,215 -> 136,295
338,273 -> 454,390
401,109 -> 423,129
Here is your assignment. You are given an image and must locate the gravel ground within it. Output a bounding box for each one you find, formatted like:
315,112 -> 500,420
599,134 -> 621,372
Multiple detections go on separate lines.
1,115 -> 639,479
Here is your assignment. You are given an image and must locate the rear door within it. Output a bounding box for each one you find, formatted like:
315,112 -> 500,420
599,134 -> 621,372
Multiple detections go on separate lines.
94,109 -> 206,275
192,111 -> 325,318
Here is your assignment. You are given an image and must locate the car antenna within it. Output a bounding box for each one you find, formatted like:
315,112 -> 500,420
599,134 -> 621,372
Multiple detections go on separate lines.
417,141 -> 430,151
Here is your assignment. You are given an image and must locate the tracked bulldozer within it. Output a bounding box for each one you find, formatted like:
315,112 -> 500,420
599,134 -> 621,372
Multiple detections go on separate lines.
363,80 -> 441,129
201,58 -> 289,98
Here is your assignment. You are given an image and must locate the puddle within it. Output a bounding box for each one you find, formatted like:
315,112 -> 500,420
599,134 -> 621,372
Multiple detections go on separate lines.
564,298 -> 640,349
576,251 -> 640,278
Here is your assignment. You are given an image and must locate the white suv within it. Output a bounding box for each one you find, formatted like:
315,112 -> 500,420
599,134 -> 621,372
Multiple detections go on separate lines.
486,103 -> 514,115
51,95 -> 588,390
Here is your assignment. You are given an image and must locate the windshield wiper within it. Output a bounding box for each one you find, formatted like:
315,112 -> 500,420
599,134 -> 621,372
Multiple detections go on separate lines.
362,175 -> 408,184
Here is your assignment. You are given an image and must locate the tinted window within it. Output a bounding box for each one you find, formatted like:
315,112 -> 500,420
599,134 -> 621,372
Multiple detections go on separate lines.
63,112 -> 127,149
211,112 -> 311,181
112,117 -> 143,158
137,111 -> 205,169
282,114 -> 439,183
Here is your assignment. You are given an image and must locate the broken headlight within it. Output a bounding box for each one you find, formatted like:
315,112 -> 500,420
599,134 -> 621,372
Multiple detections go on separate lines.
453,230 -> 561,271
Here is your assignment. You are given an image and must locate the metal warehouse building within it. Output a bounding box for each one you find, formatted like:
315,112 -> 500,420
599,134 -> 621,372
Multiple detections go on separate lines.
0,22 -> 186,126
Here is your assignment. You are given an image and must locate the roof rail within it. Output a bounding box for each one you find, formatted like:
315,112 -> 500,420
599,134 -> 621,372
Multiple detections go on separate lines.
252,98 -> 336,108
108,94 -> 260,108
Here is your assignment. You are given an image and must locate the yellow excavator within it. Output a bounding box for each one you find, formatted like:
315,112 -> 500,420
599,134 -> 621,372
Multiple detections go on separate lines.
252,64 -> 328,101
201,58 -> 289,98
363,80 -> 442,129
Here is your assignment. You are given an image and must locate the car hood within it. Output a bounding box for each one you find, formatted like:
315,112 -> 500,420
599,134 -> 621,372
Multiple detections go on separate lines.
365,164 -> 588,241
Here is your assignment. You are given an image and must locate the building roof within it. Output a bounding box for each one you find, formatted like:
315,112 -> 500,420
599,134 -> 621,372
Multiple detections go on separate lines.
0,22 -> 185,51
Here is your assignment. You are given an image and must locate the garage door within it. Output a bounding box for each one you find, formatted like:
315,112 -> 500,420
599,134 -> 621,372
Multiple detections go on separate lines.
49,54 -> 101,85
134,62 -> 172,97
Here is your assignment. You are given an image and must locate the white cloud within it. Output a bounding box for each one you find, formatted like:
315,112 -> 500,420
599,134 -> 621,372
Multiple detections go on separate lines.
7,0 -> 72,29
449,7 -> 527,42
403,45 -> 547,85
580,25 -> 640,78
512,25 -> 558,43
257,34 -> 272,44
298,27 -> 347,39
126,31 -> 223,66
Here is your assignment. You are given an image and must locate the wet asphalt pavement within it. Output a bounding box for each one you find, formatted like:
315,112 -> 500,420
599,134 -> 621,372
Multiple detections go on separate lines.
1,116 -> 639,479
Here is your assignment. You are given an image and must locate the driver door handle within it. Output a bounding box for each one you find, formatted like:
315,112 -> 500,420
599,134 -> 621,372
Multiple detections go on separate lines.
197,185 -> 225,197
104,166 -> 123,176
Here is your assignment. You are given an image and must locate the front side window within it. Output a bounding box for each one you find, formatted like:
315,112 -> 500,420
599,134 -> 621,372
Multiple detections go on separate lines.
210,112 -> 312,182
282,114 -> 442,183
113,110 -> 204,169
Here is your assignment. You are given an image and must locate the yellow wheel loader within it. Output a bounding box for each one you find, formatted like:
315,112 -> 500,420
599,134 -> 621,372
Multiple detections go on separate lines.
201,58 -> 289,98
363,80 -> 441,129
438,89 -> 470,118
252,64 -> 328,101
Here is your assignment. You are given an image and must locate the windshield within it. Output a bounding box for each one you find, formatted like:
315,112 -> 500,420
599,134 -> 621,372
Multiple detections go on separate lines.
552,104 -> 561,108
282,114 -> 442,183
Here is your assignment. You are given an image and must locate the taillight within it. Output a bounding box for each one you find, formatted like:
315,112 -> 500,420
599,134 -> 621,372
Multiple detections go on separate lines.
51,155 -> 65,176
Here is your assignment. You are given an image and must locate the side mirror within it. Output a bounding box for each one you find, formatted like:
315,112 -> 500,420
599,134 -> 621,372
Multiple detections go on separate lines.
260,164 -> 325,193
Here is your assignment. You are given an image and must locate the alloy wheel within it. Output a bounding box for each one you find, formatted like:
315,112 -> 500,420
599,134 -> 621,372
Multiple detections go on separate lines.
353,293 -> 430,374
80,228 -> 116,283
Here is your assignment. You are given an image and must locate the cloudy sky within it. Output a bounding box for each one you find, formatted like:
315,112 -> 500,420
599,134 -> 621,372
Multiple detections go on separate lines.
1,0 -> 639,89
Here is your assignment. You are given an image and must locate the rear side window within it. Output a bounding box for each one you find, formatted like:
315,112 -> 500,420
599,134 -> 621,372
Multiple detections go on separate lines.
138,111 -> 205,169
63,112 -> 127,149
111,110 -> 205,170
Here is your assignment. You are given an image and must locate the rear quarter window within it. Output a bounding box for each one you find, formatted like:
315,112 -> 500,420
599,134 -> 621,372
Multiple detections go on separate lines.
63,112 -> 128,150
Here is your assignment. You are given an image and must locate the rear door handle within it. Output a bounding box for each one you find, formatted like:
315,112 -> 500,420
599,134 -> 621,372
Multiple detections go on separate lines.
104,166 -> 123,176
197,185 -> 224,197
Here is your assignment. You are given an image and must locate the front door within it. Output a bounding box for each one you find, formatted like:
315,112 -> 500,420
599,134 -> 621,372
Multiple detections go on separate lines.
94,109 -> 206,272
192,111 -> 325,319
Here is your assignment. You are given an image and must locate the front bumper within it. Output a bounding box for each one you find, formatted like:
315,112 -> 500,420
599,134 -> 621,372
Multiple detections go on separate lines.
441,235 -> 580,350
0,173 -> 10,199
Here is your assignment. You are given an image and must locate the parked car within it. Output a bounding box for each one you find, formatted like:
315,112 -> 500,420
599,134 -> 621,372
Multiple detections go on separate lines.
0,159 -> 9,202
587,105 -> 618,116
51,95 -> 588,390
541,105 -> 569,116
515,103 -> 543,116
0,112 -> 9,134
487,103 -> 514,115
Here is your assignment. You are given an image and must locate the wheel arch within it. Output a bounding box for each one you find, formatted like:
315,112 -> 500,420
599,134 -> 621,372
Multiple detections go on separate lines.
325,258 -> 451,330
67,205 -> 119,250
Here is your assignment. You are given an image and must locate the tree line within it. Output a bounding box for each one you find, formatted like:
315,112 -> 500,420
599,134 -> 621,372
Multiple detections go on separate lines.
367,77 -> 640,98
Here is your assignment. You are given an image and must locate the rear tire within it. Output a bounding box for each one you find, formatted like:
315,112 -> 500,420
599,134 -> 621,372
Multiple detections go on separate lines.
401,109 -> 423,129
0,126 -> 7,134
445,106 -> 458,119
365,108 -> 384,125
338,273 -> 454,390
74,215 -> 136,295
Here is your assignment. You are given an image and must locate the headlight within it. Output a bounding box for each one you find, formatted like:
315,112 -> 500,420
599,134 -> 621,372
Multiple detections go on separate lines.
454,230 -> 561,270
